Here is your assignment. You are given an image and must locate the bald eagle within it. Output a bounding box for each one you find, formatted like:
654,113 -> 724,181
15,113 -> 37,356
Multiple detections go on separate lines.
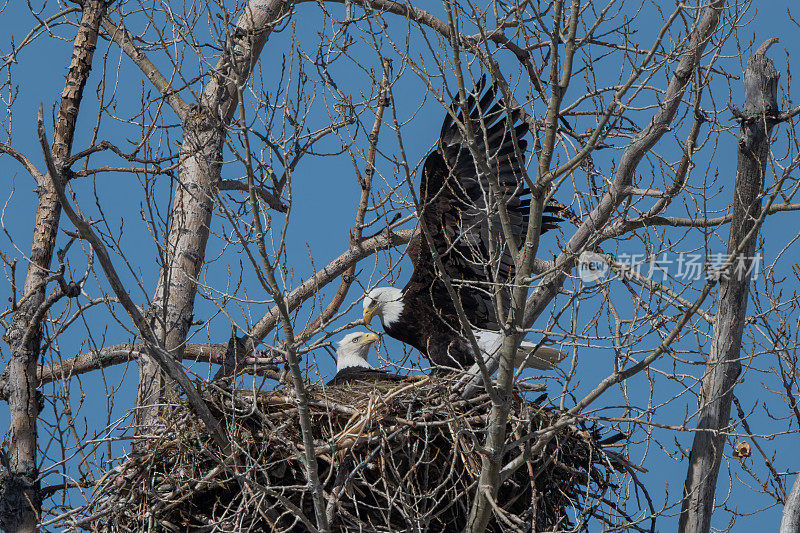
362,81 -> 565,371
327,332 -> 406,386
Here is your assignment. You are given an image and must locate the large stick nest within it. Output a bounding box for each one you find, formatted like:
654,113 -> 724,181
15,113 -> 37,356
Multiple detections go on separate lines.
72,377 -> 642,532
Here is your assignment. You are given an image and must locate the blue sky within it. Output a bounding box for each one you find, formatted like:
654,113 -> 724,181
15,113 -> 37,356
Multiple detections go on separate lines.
2,1 -> 800,530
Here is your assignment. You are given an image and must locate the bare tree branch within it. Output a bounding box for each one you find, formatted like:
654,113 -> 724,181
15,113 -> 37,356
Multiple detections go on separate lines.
678,42 -> 781,533
100,15 -> 189,121
1,2 -> 108,530
38,105 -> 231,454
219,179 -> 287,212
250,227 -> 414,344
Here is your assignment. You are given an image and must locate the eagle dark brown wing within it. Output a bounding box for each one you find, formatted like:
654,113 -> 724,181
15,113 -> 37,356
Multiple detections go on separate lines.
399,81 -> 561,367
326,367 -> 407,386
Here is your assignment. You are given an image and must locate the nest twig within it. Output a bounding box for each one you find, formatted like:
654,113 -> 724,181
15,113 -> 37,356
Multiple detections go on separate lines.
57,377 -> 644,532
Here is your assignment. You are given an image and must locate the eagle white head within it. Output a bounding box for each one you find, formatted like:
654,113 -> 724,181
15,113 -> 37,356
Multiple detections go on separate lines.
336,331 -> 380,372
362,287 -> 404,327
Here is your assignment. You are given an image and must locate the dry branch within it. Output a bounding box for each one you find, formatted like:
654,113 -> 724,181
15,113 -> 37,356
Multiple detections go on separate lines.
38,107 -> 232,455
678,41 -> 780,533
54,379 -> 635,532
249,227 -> 415,344
1,2 -> 107,530
100,15 -> 189,121
0,342 -> 283,397
295,57 -> 394,344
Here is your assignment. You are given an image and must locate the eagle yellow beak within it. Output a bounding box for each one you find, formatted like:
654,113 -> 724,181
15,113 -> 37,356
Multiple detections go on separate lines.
361,332 -> 380,345
363,305 -> 378,325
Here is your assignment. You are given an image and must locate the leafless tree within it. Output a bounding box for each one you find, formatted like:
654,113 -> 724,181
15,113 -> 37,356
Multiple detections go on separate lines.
1,1 -> 800,532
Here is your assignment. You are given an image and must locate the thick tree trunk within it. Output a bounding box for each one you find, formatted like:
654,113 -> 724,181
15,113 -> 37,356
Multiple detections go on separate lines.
677,40 -> 779,533
466,1 -> 578,528
0,2 -> 106,531
465,5 -> 725,529
136,116 -> 223,426
135,0 -> 290,428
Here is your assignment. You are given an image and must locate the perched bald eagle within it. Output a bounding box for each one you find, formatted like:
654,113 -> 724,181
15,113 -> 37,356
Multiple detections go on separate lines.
363,81 -> 565,371
326,332 -> 406,386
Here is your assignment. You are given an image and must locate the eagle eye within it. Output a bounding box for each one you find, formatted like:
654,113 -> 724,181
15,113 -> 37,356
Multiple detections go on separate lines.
352,336 -> 360,343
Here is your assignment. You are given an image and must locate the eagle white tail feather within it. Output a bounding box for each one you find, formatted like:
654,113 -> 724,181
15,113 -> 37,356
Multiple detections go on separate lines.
474,330 -> 565,370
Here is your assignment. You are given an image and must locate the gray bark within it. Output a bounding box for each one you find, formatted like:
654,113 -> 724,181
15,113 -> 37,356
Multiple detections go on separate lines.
0,2 -> 106,531
137,115 -> 224,425
128,1 -> 331,530
677,40 -> 780,533
136,0 -> 289,427
781,474 -> 800,533
39,114 -> 232,451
